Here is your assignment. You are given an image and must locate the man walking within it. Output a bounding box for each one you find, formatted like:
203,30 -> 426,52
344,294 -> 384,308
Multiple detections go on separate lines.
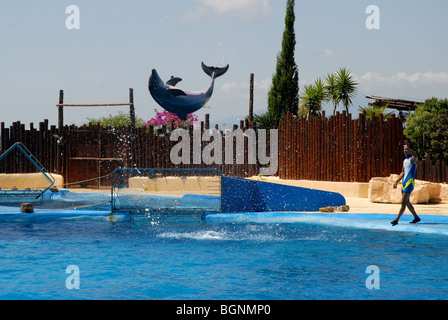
391,144 -> 421,226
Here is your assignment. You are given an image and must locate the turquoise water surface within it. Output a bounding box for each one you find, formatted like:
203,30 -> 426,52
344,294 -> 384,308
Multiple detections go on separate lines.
1,193 -> 448,300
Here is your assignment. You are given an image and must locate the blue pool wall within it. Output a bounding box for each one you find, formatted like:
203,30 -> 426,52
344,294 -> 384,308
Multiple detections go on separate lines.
1,176 -> 346,216
221,176 -> 346,213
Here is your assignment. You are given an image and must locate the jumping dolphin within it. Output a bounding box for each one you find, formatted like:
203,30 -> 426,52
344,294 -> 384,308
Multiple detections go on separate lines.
148,62 -> 229,120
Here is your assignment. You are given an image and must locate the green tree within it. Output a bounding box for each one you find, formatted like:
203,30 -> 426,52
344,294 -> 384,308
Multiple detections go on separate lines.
404,97 -> 448,161
334,68 -> 358,114
300,78 -> 326,117
325,73 -> 339,115
85,111 -> 145,128
358,104 -> 394,120
250,111 -> 275,129
267,0 -> 299,127
302,68 -> 358,117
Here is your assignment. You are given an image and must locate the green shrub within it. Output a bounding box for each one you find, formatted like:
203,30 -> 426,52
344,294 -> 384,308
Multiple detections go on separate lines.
404,97 -> 448,161
85,111 -> 145,128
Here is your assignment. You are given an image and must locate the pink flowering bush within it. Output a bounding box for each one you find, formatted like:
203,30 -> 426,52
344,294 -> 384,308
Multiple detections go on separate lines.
145,109 -> 199,129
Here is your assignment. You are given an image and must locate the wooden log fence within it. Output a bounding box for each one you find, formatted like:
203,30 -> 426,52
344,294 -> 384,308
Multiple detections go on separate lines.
278,111 -> 448,183
0,120 -> 59,176
1,119 -> 262,187
1,112 -> 448,187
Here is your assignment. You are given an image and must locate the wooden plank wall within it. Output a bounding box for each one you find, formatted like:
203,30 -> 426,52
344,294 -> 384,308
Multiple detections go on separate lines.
130,121 -> 260,179
2,114 -> 448,186
278,111 -> 408,183
0,120 -> 59,175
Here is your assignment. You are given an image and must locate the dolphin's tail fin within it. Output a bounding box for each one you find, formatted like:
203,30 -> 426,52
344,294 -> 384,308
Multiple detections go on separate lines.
202,62 -> 229,79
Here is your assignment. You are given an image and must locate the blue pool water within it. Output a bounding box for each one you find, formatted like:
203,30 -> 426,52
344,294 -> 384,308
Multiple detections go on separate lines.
1,193 -> 448,300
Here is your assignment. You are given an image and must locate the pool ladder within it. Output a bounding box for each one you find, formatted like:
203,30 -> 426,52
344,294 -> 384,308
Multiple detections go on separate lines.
0,142 -> 55,199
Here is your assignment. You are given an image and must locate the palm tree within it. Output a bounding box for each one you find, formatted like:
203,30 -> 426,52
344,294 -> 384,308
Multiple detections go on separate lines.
358,104 -> 394,120
300,78 -> 326,117
335,68 -> 358,113
250,111 -> 275,129
325,73 -> 339,115
297,104 -> 308,118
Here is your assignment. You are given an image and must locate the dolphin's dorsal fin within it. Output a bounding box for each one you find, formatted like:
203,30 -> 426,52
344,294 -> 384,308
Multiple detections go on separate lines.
201,62 -> 229,79
168,88 -> 187,97
166,76 -> 182,86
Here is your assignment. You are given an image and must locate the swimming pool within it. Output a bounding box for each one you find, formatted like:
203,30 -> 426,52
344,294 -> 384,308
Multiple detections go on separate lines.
1,192 -> 448,300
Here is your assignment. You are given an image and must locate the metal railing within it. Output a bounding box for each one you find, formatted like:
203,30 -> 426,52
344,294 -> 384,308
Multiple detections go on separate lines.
0,142 -> 55,199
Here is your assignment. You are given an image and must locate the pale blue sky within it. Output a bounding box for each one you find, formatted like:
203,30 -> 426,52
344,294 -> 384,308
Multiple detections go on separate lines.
1,0 -> 447,128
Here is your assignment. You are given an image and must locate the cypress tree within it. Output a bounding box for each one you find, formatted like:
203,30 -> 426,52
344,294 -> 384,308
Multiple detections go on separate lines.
267,0 -> 299,127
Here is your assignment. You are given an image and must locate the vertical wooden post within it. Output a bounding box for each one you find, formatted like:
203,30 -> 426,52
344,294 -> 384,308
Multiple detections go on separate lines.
129,88 -> 135,128
249,73 -> 254,127
0,122 -> 5,154
205,114 -> 210,130
58,90 -> 64,133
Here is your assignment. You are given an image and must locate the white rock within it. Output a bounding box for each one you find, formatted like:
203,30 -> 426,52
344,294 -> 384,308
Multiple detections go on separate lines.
369,174 -> 442,204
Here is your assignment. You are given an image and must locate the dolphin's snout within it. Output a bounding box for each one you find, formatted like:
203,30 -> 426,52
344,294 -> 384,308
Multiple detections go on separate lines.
149,69 -> 158,83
